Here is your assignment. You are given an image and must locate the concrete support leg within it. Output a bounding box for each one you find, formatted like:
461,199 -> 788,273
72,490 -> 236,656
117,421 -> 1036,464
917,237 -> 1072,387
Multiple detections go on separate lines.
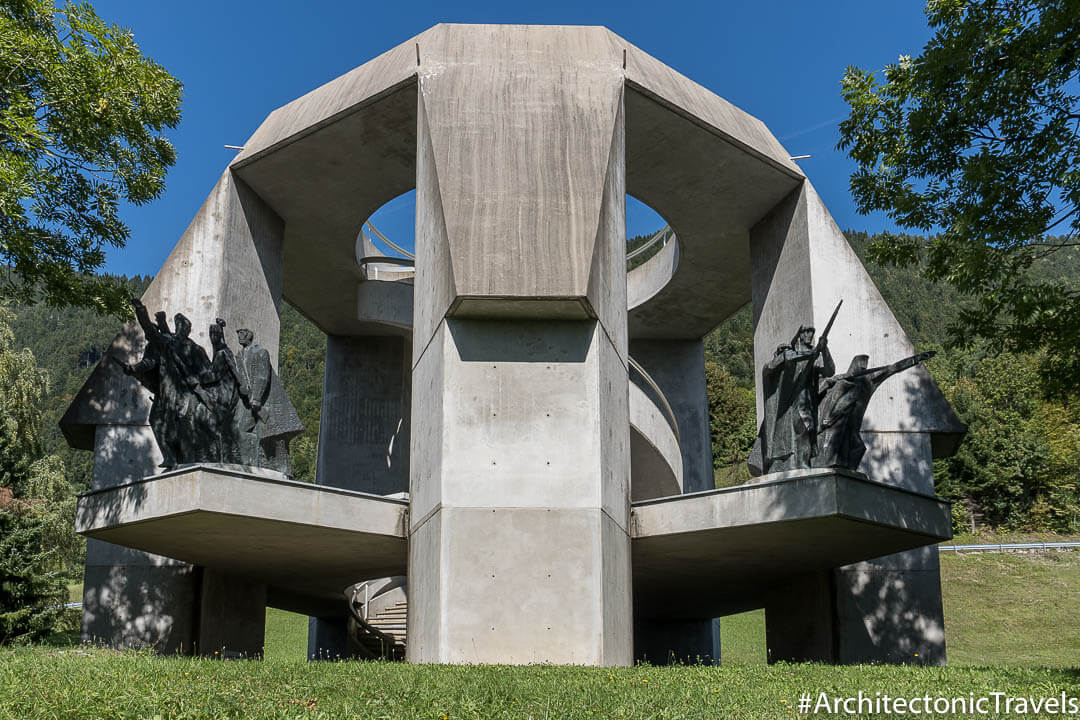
634,617 -> 720,665
627,339 -> 712,493
307,616 -> 349,660
81,539 -> 198,654
408,320 -> 632,665
197,569 -> 267,659
629,339 -> 719,664
408,31 -> 631,664
751,181 -> 957,665
765,547 -> 946,665
309,334 -> 411,657
764,571 -> 836,663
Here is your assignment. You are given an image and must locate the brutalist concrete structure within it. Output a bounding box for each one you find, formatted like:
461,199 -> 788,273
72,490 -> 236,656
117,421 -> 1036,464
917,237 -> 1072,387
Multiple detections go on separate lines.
64,24 -> 964,666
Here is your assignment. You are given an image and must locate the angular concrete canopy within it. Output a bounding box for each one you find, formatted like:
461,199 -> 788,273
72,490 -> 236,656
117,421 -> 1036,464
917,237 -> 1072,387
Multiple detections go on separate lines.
229,24 -> 803,339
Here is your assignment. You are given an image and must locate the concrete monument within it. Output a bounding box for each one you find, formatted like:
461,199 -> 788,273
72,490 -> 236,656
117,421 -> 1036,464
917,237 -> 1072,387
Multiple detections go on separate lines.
63,24 -> 965,666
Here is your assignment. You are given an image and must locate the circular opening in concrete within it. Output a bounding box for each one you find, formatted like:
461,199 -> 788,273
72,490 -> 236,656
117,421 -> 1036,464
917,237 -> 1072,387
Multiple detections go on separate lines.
356,189 -> 417,263
353,190 -> 673,270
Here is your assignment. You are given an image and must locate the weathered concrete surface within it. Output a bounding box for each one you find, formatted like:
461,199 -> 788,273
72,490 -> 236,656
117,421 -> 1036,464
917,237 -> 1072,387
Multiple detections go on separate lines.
227,24 -> 804,342
629,340 -> 712,493
197,569 -> 267,659
630,471 -> 951,620
629,382 -> 682,501
76,467 -> 408,614
317,335 -> 411,495
634,617 -> 721,665
311,334 -> 411,656
408,319 -> 632,665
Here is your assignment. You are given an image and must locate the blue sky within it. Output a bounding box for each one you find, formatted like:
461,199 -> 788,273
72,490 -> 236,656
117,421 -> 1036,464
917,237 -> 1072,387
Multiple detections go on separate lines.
92,1 -> 934,277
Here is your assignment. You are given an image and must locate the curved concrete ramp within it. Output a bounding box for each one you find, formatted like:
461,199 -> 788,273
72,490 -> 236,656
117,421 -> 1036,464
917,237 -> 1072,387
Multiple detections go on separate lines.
630,470 -> 951,620
76,467 -> 408,616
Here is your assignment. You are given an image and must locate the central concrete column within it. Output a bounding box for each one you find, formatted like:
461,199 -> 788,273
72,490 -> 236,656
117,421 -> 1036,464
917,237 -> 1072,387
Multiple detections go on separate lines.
407,26 -> 631,665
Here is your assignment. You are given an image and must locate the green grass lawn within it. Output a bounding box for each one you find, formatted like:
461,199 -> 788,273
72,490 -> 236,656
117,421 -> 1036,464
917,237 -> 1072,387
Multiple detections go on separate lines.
261,552 -> 1080,668
940,551 -> 1080,666
4,551 -> 1076,718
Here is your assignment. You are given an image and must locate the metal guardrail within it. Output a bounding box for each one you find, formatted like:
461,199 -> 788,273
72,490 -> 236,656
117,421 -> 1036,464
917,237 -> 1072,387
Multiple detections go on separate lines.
626,225 -> 673,263
364,221 -> 415,261
362,221 -> 673,268
940,541 -> 1080,552
628,356 -> 680,442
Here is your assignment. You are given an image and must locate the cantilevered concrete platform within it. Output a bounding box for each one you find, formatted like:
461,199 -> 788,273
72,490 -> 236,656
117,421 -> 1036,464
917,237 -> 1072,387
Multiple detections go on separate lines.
76,467 -> 948,624
630,470 -> 952,620
76,467 -> 408,616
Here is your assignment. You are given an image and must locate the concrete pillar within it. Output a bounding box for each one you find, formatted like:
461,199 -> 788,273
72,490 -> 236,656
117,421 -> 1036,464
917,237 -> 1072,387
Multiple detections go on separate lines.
197,569 -> 267,659
308,333 -> 410,658
62,169 -> 284,653
634,617 -> 720,665
307,616 -> 349,660
407,26 -> 632,665
79,424 -> 199,652
629,339 -> 719,664
315,335 -> 410,494
627,339 -> 712,493
750,181 -> 959,665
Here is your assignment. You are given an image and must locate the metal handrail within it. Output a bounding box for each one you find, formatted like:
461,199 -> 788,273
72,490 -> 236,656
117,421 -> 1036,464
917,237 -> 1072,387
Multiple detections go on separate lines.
939,541 -> 1080,552
628,355 -> 680,442
626,225 -> 672,262
357,256 -> 415,267
364,221 -> 415,260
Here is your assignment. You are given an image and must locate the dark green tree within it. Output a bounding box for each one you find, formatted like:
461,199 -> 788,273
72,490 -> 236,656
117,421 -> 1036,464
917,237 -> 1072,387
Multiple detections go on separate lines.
704,359 -> 756,487
0,306 -> 76,643
838,0 -> 1080,393
0,0 -> 182,315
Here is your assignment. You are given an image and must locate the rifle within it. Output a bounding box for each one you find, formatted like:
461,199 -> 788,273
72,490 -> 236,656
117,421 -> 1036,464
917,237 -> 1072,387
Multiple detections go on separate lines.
789,299 -> 843,350
817,299 -> 843,350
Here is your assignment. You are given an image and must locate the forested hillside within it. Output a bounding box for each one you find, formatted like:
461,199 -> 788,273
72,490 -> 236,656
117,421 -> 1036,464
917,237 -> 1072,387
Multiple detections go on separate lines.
7,232 -> 1080,534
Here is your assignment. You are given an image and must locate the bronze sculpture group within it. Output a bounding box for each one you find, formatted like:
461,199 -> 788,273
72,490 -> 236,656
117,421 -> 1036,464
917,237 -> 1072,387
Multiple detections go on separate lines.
118,298 -> 301,475
750,300 -> 934,475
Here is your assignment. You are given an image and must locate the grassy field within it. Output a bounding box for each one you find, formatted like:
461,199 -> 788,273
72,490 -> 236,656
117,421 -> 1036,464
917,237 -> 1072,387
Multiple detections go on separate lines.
265,552 -> 1080,667
4,552 -> 1076,718
2,649 -> 1077,719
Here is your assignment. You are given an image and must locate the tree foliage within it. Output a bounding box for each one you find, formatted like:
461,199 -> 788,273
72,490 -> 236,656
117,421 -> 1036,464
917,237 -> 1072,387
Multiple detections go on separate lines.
0,305 -> 76,644
838,0 -> 1080,393
704,359 -> 756,486
0,0 -> 181,315
933,348 -> 1080,531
